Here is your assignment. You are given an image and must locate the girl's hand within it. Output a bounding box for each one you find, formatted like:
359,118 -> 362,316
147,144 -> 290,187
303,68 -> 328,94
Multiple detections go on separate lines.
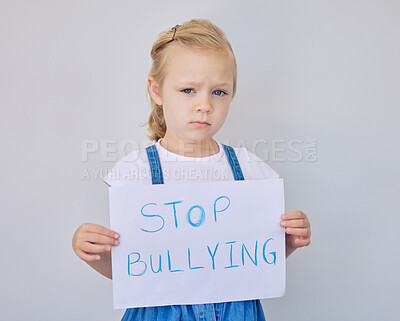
280,210 -> 311,257
72,223 -> 120,262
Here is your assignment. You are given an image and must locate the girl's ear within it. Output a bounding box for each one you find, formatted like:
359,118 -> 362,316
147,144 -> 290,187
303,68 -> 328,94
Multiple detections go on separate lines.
148,76 -> 163,105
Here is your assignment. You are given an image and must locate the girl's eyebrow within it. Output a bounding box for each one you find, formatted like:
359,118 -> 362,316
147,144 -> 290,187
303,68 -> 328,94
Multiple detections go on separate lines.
179,81 -> 232,87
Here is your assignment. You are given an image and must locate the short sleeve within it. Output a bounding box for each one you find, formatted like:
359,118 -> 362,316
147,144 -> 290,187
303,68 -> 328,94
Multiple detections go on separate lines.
103,164 -> 125,187
102,149 -> 151,187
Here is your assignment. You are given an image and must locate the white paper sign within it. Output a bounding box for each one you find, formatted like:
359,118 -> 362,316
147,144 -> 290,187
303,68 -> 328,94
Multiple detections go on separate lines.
109,179 -> 285,309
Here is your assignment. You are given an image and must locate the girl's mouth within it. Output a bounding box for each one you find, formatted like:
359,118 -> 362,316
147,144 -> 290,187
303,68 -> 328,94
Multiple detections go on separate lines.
191,121 -> 210,128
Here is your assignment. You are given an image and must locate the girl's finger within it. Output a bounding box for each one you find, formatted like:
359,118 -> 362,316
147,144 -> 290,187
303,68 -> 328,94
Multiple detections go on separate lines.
285,227 -> 311,237
81,242 -> 112,254
295,237 -> 311,247
280,219 -> 308,228
81,223 -> 119,239
85,233 -> 119,246
76,249 -> 101,262
281,210 -> 306,221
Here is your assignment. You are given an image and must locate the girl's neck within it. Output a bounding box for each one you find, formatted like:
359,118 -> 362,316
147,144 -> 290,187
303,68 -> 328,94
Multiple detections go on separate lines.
159,136 -> 219,158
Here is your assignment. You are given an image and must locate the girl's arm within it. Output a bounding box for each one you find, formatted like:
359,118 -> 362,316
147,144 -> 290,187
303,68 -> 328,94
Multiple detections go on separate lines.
280,210 -> 311,258
72,223 -> 120,279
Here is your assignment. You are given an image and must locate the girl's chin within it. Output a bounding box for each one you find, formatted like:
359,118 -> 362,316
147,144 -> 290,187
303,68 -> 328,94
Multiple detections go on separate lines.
164,129 -> 218,144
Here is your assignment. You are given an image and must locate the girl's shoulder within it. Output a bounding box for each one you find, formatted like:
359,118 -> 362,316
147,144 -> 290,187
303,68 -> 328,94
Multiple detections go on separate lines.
102,148 -> 152,187
232,145 -> 280,180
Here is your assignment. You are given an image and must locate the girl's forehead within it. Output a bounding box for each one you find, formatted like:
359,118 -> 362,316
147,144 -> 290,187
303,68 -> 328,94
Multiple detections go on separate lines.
164,46 -> 234,83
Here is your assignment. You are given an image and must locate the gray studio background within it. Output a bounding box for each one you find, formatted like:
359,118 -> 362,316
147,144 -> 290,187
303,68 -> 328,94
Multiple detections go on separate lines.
1,1 -> 399,320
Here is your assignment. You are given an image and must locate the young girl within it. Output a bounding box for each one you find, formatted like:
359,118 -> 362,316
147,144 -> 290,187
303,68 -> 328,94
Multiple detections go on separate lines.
72,19 -> 311,320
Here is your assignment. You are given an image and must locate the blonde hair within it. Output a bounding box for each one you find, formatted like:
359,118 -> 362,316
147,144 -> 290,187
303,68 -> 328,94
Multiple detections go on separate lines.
141,19 -> 238,142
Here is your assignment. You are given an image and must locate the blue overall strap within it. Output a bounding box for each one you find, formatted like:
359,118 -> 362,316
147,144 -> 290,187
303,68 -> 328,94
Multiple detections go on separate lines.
222,144 -> 245,181
145,145 -> 164,184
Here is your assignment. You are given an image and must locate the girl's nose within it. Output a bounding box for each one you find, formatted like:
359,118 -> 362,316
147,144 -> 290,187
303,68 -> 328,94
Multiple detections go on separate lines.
196,95 -> 213,113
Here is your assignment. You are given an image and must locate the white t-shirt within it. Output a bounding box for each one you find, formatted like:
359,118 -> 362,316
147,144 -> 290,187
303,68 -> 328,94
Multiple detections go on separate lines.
103,139 -> 279,187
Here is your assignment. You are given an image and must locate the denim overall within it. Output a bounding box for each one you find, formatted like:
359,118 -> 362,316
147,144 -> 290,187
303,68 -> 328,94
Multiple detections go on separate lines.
121,144 -> 266,321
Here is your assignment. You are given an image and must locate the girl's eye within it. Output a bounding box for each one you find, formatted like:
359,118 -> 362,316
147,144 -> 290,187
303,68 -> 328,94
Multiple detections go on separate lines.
181,89 -> 227,96
182,88 -> 194,94
213,90 -> 226,96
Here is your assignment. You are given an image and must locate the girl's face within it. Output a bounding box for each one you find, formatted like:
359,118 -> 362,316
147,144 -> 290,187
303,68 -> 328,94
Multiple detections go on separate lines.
149,46 -> 234,147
